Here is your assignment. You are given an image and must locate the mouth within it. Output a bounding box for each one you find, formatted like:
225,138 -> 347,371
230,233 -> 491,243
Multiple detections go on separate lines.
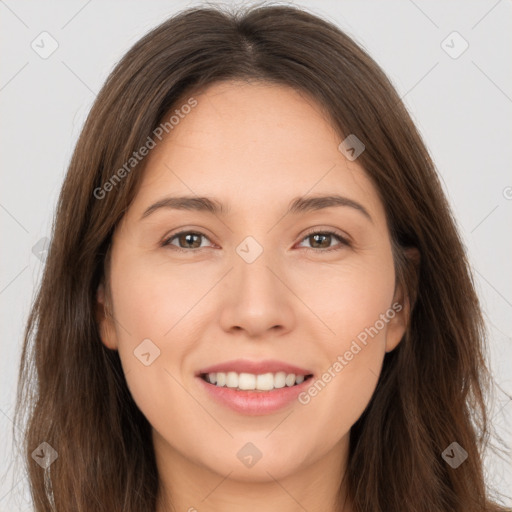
197,370 -> 315,415
199,371 -> 314,392
196,358 -> 314,392
195,359 -> 315,414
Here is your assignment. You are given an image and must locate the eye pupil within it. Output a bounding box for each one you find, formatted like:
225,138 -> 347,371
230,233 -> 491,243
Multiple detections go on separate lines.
180,233 -> 201,248
310,233 -> 330,248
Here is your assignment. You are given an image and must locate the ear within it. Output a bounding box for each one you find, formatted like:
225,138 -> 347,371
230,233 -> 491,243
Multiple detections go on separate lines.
96,282 -> 118,350
385,247 -> 420,353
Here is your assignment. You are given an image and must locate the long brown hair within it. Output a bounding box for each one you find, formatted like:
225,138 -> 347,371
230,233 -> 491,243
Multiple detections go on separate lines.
13,3 -> 510,511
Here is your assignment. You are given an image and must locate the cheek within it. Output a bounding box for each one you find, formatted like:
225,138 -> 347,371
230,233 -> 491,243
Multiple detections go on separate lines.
110,249 -> 213,347
107,246 -> 230,404
108,264 -> 206,450
291,252 -> 395,435
291,248 -> 396,346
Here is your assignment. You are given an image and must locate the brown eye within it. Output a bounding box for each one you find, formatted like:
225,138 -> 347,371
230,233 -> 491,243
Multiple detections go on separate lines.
298,230 -> 349,252
309,233 -> 333,249
162,229 -> 349,253
163,231 -> 211,251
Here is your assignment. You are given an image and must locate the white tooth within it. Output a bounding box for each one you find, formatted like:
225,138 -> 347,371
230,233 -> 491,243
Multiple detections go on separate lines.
238,373 -> 256,390
256,373 -> 274,391
210,371 -> 306,390
285,373 -> 296,387
226,371 -> 238,388
273,371 -> 286,388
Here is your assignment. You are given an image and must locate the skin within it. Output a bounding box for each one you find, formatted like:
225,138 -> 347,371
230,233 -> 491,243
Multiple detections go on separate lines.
97,80 -> 410,512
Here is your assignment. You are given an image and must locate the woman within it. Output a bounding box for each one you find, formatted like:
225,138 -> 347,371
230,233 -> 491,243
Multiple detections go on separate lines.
14,4 -> 510,511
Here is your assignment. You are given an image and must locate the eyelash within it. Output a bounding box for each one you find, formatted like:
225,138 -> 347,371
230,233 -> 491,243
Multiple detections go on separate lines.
161,228 -> 351,254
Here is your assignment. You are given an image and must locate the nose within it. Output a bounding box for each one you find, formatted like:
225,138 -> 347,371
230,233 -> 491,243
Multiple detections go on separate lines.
218,250 -> 296,339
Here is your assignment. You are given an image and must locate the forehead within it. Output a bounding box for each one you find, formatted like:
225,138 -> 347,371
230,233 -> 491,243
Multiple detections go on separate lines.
166,80 -> 340,163
125,80 -> 385,226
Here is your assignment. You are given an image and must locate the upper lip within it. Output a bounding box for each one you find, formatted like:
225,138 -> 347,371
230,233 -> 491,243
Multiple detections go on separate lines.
196,359 -> 313,377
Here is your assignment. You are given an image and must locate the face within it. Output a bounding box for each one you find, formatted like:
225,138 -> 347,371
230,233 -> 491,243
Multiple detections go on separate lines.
97,80 -> 408,489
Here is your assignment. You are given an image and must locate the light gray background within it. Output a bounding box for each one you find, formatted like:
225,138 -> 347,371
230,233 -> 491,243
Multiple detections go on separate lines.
1,0 -> 511,510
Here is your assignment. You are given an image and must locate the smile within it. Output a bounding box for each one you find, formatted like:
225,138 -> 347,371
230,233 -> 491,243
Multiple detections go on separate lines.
200,371 -> 313,391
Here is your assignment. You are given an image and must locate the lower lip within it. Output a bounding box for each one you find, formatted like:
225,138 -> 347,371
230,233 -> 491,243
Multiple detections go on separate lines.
197,376 -> 313,415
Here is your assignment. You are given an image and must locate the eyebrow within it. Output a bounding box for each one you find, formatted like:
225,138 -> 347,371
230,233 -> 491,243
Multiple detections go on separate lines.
140,194 -> 372,222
